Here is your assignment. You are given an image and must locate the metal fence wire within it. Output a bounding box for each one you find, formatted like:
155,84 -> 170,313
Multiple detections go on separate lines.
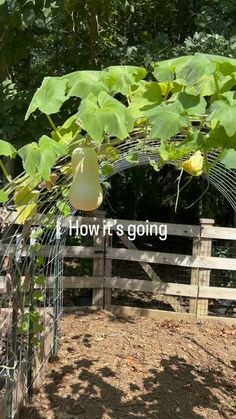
0,192 -> 67,418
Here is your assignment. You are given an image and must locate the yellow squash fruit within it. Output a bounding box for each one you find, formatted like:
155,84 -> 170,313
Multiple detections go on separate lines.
182,151 -> 203,176
69,147 -> 103,211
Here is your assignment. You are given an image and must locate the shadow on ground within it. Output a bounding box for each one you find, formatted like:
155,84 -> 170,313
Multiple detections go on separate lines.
20,353 -> 235,419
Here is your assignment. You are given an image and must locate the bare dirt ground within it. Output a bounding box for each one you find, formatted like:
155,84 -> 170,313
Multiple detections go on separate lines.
20,310 -> 236,419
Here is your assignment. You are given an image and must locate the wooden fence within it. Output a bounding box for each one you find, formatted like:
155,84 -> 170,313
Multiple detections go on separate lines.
1,212 -> 236,322
1,212 -> 235,416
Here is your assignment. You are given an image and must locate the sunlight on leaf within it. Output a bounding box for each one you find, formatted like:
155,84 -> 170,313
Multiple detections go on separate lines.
14,184 -> 40,224
0,140 -> 17,157
0,189 -> 8,203
25,77 -> 68,119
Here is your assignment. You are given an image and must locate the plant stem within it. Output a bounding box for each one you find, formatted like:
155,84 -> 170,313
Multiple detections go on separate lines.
175,168 -> 183,213
164,83 -> 170,101
46,115 -> 64,142
214,72 -> 220,94
0,159 -> 12,182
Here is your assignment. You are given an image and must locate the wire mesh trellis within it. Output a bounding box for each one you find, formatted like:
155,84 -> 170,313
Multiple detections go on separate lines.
0,185 -> 68,418
0,135 -> 235,417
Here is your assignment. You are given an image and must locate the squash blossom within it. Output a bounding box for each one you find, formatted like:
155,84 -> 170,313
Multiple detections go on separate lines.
182,151 -> 203,176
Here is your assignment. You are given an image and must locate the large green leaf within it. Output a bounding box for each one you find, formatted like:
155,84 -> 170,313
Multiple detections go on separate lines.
146,101 -> 189,140
38,136 -> 67,179
218,61 -> 236,77
0,140 -> 17,157
219,75 -> 236,93
18,143 -> 41,175
202,54 -> 236,67
63,70 -> 107,99
25,77 -> 68,119
128,81 -> 162,119
220,149 -> 236,169
77,92 -> 134,143
153,56 -> 190,82
153,65 -> 174,82
219,91 -> 236,106
101,66 -> 146,96
208,100 -> 236,137
186,74 -> 216,96
177,53 -> 216,85
206,126 -> 236,150
18,137 -> 67,179
170,92 -> 207,116
51,114 -> 80,144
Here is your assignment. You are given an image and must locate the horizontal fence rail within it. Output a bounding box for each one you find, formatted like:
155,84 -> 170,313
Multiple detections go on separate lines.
0,276 -> 235,301
1,212 -> 236,321
3,211 -> 236,240
1,245 -> 236,270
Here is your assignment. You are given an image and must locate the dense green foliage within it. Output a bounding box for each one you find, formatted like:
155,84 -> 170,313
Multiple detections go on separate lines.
0,53 -> 235,225
1,0 -> 235,147
0,1 -> 235,223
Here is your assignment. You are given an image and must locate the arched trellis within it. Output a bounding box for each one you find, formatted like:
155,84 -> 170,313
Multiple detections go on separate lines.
0,139 -> 235,418
0,139 -> 235,303
0,139 -> 235,296
101,139 -> 236,212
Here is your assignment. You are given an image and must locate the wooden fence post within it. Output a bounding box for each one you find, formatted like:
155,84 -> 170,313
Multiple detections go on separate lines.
190,218 -> 214,317
104,230 -> 112,308
92,210 -> 106,307
189,237 -> 201,315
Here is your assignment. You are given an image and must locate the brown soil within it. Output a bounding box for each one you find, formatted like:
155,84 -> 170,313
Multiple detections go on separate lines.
20,311 -> 236,419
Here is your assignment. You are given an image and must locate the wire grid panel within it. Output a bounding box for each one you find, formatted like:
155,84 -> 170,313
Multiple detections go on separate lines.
0,205 -> 67,417
210,240 -> 236,317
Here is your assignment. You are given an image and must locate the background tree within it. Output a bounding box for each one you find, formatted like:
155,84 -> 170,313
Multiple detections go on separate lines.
0,0 -> 235,224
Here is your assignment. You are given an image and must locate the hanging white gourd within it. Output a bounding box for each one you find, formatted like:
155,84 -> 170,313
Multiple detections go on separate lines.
69,147 -> 103,211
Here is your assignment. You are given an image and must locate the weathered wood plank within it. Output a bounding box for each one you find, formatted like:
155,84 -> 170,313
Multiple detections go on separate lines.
196,218 -> 214,316
92,210 -> 106,307
189,238 -> 201,314
199,286 -> 236,300
119,233 -> 185,313
104,233 -> 112,306
1,212 -> 201,238
0,276 -> 236,300
0,275 -> 104,290
3,211 -> 236,240
65,217 -> 200,238
104,277 -> 198,297
0,244 -> 97,258
201,226 -> 236,240
63,276 -> 103,289
106,248 -> 236,270
106,305 -> 236,323
62,305 -> 236,324
114,219 -> 200,238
